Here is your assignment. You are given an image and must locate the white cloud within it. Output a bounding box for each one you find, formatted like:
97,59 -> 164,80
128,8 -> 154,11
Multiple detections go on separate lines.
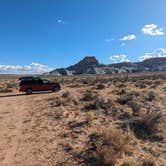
142,24 -> 165,36
139,48 -> 166,61
120,34 -> 136,41
0,62 -> 52,74
110,54 -> 130,63
57,19 -> 65,24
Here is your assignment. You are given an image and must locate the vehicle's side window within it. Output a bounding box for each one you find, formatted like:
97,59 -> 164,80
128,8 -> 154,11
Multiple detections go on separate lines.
36,80 -> 43,84
43,80 -> 49,84
20,79 -> 44,85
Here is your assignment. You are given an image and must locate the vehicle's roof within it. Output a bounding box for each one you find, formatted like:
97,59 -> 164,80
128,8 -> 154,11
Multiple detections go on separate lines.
19,76 -> 41,81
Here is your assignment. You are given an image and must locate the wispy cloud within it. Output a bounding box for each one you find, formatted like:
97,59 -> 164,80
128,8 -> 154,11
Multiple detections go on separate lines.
142,24 -> 164,36
120,34 -> 136,41
105,38 -> 114,43
110,54 -> 130,63
139,48 -> 166,61
120,43 -> 126,47
0,63 -> 52,74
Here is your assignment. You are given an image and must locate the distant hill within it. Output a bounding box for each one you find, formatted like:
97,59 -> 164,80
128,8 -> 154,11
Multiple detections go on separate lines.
46,56 -> 166,75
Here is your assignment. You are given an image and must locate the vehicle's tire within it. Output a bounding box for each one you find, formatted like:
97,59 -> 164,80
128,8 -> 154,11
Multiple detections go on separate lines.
52,87 -> 60,92
26,88 -> 33,95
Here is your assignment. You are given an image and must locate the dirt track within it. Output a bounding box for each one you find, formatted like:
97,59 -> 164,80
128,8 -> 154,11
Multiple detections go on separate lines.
0,92 -> 68,166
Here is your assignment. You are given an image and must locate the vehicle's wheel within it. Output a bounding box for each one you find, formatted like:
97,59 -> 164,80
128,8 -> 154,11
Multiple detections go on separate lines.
26,88 -> 33,95
52,87 -> 59,92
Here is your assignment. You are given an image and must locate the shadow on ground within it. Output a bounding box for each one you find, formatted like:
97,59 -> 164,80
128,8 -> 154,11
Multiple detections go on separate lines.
0,91 -> 53,98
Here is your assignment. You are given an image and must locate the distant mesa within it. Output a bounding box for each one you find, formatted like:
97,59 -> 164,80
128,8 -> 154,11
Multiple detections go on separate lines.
45,56 -> 166,75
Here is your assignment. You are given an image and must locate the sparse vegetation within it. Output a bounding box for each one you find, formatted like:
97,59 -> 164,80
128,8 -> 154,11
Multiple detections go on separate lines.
0,73 -> 165,165
81,90 -> 96,101
130,111 -> 165,141
90,129 -> 133,166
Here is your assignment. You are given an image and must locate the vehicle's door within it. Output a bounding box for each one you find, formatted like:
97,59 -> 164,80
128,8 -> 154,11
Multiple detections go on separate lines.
40,80 -> 51,91
34,80 -> 43,91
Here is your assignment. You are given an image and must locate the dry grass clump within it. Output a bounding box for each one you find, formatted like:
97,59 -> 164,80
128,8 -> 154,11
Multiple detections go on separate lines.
116,90 -> 158,115
81,90 -> 96,101
80,91 -> 112,112
0,82 -> 15,93
120,160 -> 136,166
95,129 -> 132,165
116,91 -> 142,114
96,83 -> 105,90
0,79 -> 17,93
127,100 -> 141,115
130,111 -> 165,141
142,91 -> 156,102
62,91 -> 70,98
45,109 -> 63,120
135,81 -> 147,89
140,158 -> 157,166
49,91 -> 78,107
121,157 -> 157,166
81,128 -> 133,166
0,87 -> 13,93
116,91 -> 138,105
116,88 -> 157,105
94,98 -> 114,114
81,95 -> 114,114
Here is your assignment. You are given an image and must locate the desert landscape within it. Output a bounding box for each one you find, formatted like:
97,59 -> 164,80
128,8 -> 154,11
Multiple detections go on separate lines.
0,73 -> 165,166
1,0 -> 166,166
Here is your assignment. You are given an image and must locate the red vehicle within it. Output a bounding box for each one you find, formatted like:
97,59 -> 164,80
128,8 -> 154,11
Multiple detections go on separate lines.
19,76 -> 61,94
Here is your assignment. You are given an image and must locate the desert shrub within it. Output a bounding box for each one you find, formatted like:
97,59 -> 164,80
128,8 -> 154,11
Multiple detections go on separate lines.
96,83 -> 105,90
116,89 -> 127,95
117,83 -> 127,89
6,82 -> 16,89
0,87 -> 13,93
149,80 -> 161,88
62,91 -> 70,98
68,120 -> 87,129
135,81 -> 147,89
140,91 -> 156,102
49,97 -> 62,107
45,109 -> 63,120
85,112 -> 96,124
49,93 -> 78,107
130,111 -> 165,140
117,90 -> 141,106
146,91 -> 156,101
120,160 -> 136,166
110,107 -> 127,121
82,129 -> 132,166
121,158 -> 156,166
82,96 -> 114,113
82,103 -> 97,111
95,97 -> 114,110
140,158 -> 156,166
81,90 -> 96,101
116,94 -> 133,105
127,101 -> 141,114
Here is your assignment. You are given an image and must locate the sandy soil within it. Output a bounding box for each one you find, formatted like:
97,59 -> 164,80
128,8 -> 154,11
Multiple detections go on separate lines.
0,92 -> 68,166
0,76 -> 165,166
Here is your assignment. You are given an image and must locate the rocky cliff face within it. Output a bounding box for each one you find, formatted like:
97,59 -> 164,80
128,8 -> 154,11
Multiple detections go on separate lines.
67,56 -> 99,74
47,57 -> 166,75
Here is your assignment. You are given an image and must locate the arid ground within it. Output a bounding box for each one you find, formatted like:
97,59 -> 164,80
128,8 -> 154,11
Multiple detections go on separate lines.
0,73 -> 165,166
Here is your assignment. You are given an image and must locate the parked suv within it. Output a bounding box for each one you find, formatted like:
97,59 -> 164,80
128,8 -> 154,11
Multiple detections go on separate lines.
19,76 -> 61,94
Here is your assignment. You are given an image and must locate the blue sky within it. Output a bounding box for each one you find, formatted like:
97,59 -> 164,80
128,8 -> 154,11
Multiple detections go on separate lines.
0,0 -> 166,73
